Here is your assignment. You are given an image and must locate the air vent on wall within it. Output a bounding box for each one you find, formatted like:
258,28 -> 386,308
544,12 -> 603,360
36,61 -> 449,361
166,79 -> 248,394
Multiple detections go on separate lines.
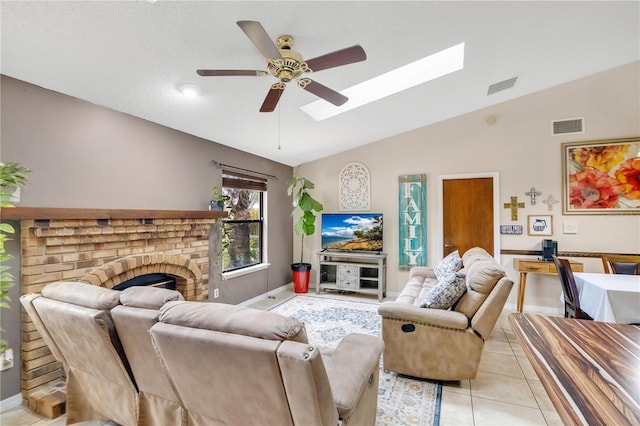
487,76 -> 518,95
552,117 -> 584,135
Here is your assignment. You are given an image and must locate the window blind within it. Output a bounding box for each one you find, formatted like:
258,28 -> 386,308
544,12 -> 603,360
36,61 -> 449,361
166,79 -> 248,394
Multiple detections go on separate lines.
222,170 -> 267,191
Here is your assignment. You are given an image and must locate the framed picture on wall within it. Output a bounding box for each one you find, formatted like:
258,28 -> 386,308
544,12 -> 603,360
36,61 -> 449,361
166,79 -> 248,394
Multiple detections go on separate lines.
562,137 -> 640,215
527,215 -> 552,236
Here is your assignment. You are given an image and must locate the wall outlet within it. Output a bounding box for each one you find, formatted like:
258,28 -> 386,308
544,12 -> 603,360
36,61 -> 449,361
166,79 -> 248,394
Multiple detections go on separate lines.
213,288 -> 219,298
0,348 -> 14,371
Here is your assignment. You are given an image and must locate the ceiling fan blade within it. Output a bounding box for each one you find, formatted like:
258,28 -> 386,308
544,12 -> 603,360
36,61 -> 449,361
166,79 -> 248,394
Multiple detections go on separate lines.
305,45 -> 367,72
237,20 -> 282,60
299,79 -> 348,106
260,83 -> 285,112
197,70 -> 267,77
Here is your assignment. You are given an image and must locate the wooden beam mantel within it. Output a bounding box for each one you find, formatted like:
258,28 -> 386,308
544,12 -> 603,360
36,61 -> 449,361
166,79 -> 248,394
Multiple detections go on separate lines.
1,206 -> 227,221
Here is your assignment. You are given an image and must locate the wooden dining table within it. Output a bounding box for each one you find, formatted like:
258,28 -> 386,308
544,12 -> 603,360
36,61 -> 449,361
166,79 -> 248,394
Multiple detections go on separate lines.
509,313 -> 640,425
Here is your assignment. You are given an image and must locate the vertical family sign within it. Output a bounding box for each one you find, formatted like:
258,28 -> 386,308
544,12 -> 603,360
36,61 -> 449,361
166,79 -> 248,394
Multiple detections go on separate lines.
398,174 -> 427,270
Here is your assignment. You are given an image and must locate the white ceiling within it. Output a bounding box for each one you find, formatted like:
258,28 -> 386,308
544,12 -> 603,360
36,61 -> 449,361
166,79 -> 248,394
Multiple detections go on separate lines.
2,1 -> 638,166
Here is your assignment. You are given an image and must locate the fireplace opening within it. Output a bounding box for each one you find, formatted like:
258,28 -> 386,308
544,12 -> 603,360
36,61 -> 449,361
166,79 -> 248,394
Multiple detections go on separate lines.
112,273 -> 176,291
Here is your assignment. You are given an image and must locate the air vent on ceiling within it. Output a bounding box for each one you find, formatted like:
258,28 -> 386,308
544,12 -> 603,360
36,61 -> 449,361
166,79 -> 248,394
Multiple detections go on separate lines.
552,117 -> 584,135
487,77 -> 518,95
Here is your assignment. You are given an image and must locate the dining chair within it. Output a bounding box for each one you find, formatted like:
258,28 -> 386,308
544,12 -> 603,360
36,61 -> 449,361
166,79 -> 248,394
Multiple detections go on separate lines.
601,254 -> 640,275
552,256 -> 593,320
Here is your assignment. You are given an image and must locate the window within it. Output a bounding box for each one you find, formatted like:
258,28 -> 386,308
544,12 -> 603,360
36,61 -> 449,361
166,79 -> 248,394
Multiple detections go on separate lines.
221,171 -> 266,272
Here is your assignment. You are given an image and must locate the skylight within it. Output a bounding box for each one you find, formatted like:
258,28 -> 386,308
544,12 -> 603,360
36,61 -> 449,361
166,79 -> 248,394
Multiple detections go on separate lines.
301,42 -> 465,121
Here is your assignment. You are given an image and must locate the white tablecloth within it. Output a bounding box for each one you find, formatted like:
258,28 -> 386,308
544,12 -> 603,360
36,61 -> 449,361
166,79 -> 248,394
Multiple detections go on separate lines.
573,272 -> 640,324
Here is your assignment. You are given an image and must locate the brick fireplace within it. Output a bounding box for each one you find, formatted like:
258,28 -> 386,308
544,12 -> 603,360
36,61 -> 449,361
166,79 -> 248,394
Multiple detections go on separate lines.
3,207 -> 224,414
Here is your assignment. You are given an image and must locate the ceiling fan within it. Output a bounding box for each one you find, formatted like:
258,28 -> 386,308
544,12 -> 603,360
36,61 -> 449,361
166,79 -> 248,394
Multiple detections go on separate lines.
196,20 -> 367,112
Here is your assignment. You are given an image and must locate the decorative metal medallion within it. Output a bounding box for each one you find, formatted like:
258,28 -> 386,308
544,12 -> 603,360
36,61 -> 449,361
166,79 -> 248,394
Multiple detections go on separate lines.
339,162 -> 370,211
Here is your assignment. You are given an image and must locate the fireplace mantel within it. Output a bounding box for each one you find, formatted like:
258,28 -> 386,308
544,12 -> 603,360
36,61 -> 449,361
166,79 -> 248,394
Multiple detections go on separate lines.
2,206 -> 226,220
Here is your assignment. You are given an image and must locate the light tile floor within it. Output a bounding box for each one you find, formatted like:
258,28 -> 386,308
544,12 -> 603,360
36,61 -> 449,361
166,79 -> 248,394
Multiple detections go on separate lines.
1,289 -> 562,425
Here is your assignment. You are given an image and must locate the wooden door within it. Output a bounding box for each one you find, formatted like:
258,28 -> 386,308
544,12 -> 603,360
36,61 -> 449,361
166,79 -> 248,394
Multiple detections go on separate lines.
442,177 -> 494,256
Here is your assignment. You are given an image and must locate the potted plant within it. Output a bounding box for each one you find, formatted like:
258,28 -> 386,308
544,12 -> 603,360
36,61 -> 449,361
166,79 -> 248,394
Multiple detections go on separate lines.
210,185 -> 230,211
0,162 -> 31,355
288,175 -> 323,293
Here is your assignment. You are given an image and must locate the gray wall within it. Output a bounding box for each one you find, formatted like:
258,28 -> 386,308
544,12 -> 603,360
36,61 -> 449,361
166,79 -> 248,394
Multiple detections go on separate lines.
0,222 -> 20,401
0,75 -> 294,400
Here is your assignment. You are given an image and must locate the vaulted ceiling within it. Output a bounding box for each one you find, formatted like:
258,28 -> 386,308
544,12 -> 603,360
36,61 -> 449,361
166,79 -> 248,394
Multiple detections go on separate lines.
2,1 -> 638,166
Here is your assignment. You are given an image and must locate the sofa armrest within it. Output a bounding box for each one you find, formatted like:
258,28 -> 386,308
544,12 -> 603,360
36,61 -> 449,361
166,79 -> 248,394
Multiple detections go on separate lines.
378,302 -> 469,330
409,267 -> 436,280
323,333 -> 383,418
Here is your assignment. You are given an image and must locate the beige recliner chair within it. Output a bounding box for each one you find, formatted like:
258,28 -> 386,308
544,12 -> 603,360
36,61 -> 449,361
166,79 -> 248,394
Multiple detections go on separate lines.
20,281 -> 138,425
150,300 -> 384,426
21,292 -> 70,375
378,247 -> 514,381
111,286 -> 185,425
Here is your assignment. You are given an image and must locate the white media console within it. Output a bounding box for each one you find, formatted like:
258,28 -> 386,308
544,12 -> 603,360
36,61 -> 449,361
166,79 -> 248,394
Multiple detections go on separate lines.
316,251 -> 387,302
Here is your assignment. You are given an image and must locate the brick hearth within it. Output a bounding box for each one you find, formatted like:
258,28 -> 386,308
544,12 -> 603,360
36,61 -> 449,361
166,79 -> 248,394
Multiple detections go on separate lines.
3,207 -> 224,415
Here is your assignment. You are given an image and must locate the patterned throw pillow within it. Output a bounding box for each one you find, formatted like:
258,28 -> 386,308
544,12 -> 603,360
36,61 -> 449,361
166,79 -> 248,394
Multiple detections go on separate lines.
420,271 -> 467,309
434,250 -> 463,280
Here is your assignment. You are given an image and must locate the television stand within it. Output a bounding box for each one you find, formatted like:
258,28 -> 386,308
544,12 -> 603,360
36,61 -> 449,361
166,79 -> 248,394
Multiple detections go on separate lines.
316,251 -> 387,302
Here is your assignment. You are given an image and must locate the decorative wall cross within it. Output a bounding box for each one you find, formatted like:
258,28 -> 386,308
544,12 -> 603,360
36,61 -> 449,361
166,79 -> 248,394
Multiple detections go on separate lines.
542,194 -> 559,211
504,196 -> 525,221
525,187 -> 542,205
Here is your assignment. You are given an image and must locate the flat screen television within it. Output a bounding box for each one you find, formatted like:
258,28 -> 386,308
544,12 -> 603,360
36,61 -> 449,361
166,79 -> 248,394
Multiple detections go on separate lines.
321,213 -> 383,252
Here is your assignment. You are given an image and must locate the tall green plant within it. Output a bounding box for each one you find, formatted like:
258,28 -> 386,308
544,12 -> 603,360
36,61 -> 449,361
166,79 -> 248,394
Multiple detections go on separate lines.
0,162 -> 31,353
287,176 -> 323,265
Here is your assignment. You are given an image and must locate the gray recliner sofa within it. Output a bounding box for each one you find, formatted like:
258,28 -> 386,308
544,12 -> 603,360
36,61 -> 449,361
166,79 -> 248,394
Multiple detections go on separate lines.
150,300 -> 384,426
20,282 -> 139,425
22,281 -> 383,425
377,247 -> 513,381
111,286 -> 186,425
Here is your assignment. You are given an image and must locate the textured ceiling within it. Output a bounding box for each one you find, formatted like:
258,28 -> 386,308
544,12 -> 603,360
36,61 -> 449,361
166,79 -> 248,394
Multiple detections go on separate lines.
2,1 -> 638,166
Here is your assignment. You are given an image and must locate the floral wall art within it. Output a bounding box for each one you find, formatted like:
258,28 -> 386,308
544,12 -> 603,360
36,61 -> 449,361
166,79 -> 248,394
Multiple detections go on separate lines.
562,137 -> 640,214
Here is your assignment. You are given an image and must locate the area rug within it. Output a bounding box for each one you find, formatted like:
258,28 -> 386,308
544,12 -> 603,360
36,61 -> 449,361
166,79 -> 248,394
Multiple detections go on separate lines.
269,294 -> 442,426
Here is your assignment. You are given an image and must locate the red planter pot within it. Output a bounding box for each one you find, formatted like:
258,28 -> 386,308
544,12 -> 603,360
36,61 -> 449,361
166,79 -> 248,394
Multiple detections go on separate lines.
291,263 -> 311,293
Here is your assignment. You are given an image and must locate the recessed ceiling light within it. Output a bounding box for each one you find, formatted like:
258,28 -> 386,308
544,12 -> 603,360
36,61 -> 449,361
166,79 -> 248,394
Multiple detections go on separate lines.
301,42 -> 465,121
178,83 -> 201,98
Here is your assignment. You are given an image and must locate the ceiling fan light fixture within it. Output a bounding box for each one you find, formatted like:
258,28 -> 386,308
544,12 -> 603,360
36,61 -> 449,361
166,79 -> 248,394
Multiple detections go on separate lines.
196,21 -> 368,112
267,58 -> 306,83
301,42 -> 465,121
178,83 -> 201,98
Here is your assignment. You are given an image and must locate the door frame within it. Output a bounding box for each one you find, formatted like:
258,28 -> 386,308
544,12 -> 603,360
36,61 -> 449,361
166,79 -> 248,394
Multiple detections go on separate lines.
437,172 -> 501,261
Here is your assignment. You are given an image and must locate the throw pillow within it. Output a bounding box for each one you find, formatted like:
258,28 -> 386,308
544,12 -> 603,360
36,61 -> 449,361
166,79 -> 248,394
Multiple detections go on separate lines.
420,271 -> 467,309
467,260 -> 506,294
434,250 -> 463,280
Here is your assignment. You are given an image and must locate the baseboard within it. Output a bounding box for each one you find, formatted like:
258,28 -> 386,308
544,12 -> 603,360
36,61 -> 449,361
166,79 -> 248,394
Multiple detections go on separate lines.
238,283 -> 293,307
504,303 -> 562,316
0,393 -> 22,413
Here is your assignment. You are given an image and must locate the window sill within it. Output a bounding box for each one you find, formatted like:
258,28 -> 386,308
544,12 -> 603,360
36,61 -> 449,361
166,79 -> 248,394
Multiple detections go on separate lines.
222,263 -> 270,280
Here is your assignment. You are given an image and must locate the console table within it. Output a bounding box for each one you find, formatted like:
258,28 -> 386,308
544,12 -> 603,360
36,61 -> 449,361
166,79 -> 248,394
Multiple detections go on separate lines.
316,251 -> 387,302
513,258 -> 583,312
